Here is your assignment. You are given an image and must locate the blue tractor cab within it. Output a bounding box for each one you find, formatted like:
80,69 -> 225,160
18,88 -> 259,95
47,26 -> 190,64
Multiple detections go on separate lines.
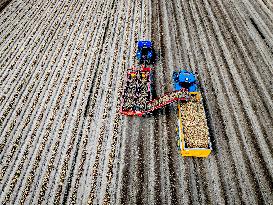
137,41 -> 152,48
136,40 -> 156,64
173,70 -> 198,92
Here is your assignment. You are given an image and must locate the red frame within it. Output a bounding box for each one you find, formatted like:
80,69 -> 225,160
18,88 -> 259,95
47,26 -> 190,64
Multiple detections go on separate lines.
120,66 -> 153,116
120,66 -> 189,117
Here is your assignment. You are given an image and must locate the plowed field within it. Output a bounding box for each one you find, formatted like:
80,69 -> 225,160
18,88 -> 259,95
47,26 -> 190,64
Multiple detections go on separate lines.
0,0 -> 272,204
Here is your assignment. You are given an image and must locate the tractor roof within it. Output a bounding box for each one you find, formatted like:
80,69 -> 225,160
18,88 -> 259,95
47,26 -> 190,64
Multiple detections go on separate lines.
178,70 -> 196,83
138,40 -> 152,48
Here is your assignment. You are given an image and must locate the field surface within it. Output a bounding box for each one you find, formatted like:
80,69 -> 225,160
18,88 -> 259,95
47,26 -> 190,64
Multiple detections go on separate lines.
0,0 -> 273,204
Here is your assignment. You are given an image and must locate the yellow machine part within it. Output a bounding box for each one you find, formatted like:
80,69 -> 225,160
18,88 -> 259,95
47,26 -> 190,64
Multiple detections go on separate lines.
181,148 -> 211,158
189,92 -> 201,102
177,102 -> 211,158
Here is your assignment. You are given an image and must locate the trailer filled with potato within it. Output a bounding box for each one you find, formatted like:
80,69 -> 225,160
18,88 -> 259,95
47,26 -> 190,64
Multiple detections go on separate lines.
177,100 -> 212,157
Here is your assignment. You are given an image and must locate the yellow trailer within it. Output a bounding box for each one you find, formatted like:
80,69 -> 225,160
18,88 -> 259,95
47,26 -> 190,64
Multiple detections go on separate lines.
177,97 -> 212,157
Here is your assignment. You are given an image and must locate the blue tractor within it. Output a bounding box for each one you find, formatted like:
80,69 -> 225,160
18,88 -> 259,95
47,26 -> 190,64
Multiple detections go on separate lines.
136,40 -> 156,65
173,70 -> 198,93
